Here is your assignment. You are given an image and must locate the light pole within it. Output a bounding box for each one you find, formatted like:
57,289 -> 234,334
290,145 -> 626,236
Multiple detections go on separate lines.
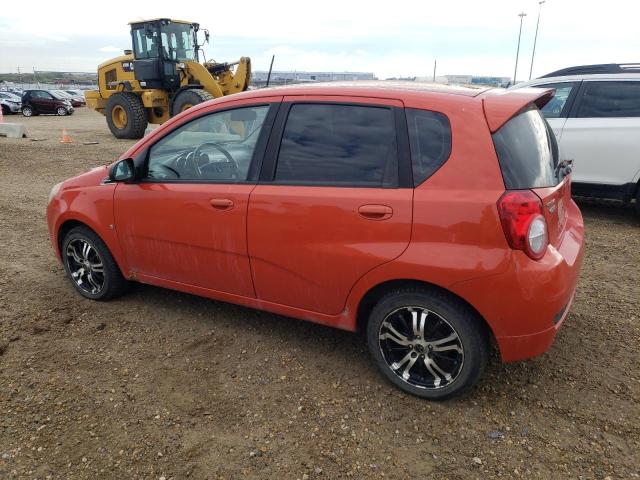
529,1 -> 546,80
513,12 -> 527,85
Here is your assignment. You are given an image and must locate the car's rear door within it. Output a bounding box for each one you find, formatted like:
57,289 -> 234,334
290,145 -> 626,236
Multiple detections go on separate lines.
533,81 -> 581,140
559,79 -> 640,186
247,97 -> 413,316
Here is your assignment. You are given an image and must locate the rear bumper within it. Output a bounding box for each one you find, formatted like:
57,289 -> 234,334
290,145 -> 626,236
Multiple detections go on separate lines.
451,199 -> 584,362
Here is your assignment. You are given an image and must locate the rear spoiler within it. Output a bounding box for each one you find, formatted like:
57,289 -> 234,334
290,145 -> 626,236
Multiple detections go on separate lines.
481,87 -> 555,133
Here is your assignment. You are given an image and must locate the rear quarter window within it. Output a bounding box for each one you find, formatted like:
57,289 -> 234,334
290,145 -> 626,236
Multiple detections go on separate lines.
492,106 -> 559,189
576,81 -> 640,118
405,108 -> 452,186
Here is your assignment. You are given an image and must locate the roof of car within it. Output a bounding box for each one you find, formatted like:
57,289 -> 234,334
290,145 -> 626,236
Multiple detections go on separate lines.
513,72 -> 640,88
250,80 -> 490,98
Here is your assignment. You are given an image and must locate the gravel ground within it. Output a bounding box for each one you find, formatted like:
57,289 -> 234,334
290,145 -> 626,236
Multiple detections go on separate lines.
1,109 -> 639,479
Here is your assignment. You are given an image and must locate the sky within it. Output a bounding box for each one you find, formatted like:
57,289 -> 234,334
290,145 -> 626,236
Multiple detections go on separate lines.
0,0 -> 639,81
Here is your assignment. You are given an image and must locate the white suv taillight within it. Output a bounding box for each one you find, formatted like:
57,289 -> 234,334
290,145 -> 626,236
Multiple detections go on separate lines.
497,190 -> 549,260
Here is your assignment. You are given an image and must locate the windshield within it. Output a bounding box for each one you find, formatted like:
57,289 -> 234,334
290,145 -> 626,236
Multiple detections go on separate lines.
492,106 -> 560,189
160,22 -> 197,61
51,91 -> 70,100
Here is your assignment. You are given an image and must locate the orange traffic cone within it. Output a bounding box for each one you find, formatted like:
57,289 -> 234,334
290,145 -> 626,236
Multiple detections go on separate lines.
60,128 -> 71,143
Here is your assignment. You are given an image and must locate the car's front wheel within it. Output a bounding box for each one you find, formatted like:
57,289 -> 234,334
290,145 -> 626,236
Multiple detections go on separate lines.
366,287 -> 489,400
62,226 -> 129,301
56,106 -> 68,116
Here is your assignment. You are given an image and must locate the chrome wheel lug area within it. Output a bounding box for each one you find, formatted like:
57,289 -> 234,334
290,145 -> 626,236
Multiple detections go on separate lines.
378,306 -> 464,390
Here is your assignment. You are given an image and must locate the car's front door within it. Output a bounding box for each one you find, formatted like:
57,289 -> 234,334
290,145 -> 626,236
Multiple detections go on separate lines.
559,80 -> 640,186
113,100 -> 279,297
29,91 -> 50,113
247,98 -> 413,315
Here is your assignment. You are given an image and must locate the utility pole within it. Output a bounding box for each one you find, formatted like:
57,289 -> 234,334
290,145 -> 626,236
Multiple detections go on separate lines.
266,55 -> 275,87
513,12 -> 527,85
529,1 -> 546,80
433,59 -> 437,82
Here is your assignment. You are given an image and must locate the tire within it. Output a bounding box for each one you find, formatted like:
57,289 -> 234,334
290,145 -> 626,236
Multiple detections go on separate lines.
1,105 -> 9,115
22,106 -> 33,117
56,106 -> 68,116
635,186 -> 640,218
171,89 -> 214,116
366,287 -> 489,400
61,226 -> 129,301
105,92 -> 148,139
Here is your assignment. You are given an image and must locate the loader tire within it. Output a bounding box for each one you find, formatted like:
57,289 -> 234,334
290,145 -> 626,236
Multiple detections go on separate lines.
171,89 -> 214,116
106,92 -> 148,139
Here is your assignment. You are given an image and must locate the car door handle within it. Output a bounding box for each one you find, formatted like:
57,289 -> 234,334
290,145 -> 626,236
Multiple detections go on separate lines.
209,198 -> 234,210
358,204 -> 393,220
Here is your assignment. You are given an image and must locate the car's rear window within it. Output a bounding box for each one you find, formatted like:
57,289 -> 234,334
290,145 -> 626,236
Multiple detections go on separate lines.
492,106 -> 559,189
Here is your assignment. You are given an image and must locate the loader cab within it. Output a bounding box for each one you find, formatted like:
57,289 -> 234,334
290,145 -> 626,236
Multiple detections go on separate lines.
130,19 -> 199,91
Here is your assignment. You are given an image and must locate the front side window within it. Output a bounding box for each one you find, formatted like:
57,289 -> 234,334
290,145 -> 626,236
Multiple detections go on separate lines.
406,108 -> 452,186
146,105 -> 270,182
537,82 -> 577,118
492,106 -> 559,189
576,81 -> 640,118
275,103 -> 398,187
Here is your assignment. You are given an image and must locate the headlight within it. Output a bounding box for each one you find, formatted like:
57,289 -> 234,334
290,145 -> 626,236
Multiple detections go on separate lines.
48,182 -> 62,203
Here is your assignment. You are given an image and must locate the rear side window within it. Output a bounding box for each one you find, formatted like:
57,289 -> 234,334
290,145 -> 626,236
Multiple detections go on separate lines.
406,108 -> 451,186
576,81 -> 640,118
275,103 -> 398,187
537,82 -> 578,118
492,107 -> 559,189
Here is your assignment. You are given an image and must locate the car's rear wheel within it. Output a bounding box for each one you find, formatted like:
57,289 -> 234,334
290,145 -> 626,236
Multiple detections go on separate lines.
22,106 -> 33,117
366,287 -> 489,400
62,226 -> 129,301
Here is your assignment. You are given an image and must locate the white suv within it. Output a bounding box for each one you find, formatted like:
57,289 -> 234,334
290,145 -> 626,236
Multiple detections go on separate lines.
512,64 -> 640,213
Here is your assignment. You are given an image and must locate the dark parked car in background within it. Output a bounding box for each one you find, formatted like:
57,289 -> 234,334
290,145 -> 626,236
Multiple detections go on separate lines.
21,90 -> 74,116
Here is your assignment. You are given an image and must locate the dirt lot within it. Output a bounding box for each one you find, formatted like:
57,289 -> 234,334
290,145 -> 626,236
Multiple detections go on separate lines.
0,108 -> 639,479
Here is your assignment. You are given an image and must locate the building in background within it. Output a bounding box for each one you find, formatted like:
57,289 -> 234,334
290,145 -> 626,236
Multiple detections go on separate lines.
252,70 -> 376,87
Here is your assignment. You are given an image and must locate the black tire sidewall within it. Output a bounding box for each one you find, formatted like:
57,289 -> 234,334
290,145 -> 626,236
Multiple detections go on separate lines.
366,289 -> 488,400
105,93 -> 147,139
171,89 -> 213,117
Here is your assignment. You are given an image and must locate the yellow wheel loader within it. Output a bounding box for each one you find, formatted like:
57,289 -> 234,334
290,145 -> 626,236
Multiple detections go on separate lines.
85,18 -> 251,139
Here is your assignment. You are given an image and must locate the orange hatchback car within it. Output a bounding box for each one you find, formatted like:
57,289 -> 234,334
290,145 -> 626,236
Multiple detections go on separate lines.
47,82 -> 584,399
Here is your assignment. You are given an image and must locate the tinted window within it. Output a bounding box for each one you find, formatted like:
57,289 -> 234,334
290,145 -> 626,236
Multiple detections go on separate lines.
537,82 -> 577,118
132,27 -> 159,59
576,81 -> 640,118
492,107 -> 559,189
406,108 -> 451,186
275,103 -> 397,187
147,105 -> 270,182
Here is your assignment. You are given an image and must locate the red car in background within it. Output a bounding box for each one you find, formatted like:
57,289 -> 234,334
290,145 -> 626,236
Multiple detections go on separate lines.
46,82 -> 584,400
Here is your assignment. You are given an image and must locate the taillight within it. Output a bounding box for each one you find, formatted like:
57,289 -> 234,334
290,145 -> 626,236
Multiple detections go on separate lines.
497,190 -> 549,260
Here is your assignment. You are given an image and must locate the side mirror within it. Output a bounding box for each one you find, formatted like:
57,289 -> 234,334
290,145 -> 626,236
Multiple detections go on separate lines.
109,158 -> 135,182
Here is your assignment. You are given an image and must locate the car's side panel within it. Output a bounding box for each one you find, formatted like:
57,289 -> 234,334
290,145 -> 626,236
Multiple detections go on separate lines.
559,117 -> 640,185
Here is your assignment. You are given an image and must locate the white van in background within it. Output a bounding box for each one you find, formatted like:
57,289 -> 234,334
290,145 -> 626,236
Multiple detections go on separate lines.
512,64 -> 640,215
